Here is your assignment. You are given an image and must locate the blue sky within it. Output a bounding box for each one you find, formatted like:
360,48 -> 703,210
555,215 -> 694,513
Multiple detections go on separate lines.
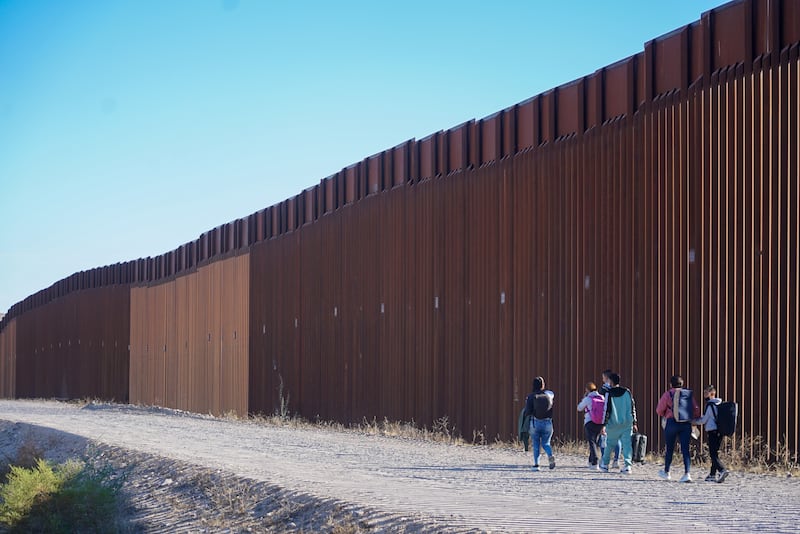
0,0 -> 724,313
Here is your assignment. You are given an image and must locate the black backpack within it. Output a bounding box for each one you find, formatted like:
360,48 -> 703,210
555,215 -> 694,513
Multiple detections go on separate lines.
533,392 -> 553,419
710,401 -> 738,437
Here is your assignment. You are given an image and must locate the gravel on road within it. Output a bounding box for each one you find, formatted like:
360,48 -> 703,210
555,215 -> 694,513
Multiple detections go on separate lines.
0,399 -> 797,533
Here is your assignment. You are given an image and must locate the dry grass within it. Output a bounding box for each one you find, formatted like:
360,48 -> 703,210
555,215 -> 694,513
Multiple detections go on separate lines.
630,432 -> 800,476
67,397 -> 100,407
10,438 -> 45,471
244,410 -> 799,477
701,433 -> 798,476
356,416 -> 467,445
121,393 -> 800,479
183,471 -> 263,529
0,435 -> 46,484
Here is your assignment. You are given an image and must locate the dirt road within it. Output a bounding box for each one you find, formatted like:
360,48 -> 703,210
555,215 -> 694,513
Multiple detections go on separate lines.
0,400 -> 797,533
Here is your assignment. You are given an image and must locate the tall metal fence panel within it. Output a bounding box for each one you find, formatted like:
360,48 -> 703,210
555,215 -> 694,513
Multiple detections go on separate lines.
246,50 -> 799,455
130,253 -> 250,415
13,286 -> 130,401
0,319 -> 15,398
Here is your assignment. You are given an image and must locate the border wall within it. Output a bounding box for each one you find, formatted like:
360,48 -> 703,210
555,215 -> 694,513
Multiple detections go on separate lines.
0,0 -> 798,454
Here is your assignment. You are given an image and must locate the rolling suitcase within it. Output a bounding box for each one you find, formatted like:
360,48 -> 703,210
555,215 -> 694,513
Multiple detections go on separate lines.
631,432 -> 647,463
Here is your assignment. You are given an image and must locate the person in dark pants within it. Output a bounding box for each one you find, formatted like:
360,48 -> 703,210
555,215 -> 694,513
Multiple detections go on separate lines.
577,381 -> 604,469
656,375 -> 700,482
694,385 -> 730,482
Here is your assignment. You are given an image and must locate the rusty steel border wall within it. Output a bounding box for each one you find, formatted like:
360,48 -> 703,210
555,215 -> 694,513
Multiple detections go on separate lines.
0,0 -> 798,454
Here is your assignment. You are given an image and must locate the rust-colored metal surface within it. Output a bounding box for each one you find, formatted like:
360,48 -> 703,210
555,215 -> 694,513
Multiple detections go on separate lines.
130,253 -> 250,415
249,231 -> 301,417
13,286 -> 129,401
0,0 -> 798,456
0,319 -> 15,398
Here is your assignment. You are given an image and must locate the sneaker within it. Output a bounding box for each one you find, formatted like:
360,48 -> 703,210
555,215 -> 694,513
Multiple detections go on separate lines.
658,470 -> 671,480
679,472 -> 692,483
588,464 -> 600,471
611,460 -> 620,469
621,465 -> 632,474
704,474 -> 717,482
717,470 -> 729,483
548,456 -> 556,470
599,464 -> 609,473
531,465 -> 540,472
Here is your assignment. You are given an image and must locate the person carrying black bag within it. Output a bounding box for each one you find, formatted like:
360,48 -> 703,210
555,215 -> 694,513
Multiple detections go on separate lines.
693,384 -> 731,483
524,376 -> 556,472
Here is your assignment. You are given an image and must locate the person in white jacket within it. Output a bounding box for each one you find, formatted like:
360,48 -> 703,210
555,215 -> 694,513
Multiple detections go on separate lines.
577,382 -> 604,469
693,385 -> 729,482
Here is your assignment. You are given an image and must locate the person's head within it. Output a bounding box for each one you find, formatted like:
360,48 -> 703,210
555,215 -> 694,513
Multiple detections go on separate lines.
585,381 -> 597,394
532,376 -> 545,391
704,384 -> 717,399
602,369 -> 613,386
608,372 -> 620,386
670,375 -> 684,389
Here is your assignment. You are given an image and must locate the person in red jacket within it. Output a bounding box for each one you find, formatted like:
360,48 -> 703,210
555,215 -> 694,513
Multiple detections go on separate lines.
656,375 -> 700,482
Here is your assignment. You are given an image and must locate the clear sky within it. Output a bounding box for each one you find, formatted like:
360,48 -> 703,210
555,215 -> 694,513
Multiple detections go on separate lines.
0,0 -> 724,313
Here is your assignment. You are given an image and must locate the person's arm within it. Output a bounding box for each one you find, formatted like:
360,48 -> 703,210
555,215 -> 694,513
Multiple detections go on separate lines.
524,394 -> 534,417
693,404 -> 711,426
577,395 -> 590,412
655,391 -> 670,417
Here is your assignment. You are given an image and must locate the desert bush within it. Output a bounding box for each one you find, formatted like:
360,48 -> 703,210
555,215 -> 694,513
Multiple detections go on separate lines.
0,459 -> 66,526
0,437 -> 46,485
0,457 -> 123,533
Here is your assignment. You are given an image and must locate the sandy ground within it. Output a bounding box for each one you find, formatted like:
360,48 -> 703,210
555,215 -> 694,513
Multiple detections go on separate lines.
0,399 -> 797,533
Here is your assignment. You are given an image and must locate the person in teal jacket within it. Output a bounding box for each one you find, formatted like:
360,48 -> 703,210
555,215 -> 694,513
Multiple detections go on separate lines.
599,372 -> 638,474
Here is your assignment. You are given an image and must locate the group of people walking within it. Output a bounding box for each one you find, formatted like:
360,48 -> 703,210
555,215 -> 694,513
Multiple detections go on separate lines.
575,370 -> 636,473
521,371 -> 731,483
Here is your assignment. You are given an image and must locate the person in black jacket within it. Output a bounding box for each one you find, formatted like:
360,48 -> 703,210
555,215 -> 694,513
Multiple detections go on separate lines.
524,376 -> 556,471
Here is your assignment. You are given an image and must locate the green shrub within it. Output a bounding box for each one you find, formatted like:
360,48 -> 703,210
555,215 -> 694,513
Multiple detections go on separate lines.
0,458 -> 64,526
0,458 -> 122,533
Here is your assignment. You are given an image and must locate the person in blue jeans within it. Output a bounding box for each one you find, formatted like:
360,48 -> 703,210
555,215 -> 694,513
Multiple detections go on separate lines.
524,376 -> 556,471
